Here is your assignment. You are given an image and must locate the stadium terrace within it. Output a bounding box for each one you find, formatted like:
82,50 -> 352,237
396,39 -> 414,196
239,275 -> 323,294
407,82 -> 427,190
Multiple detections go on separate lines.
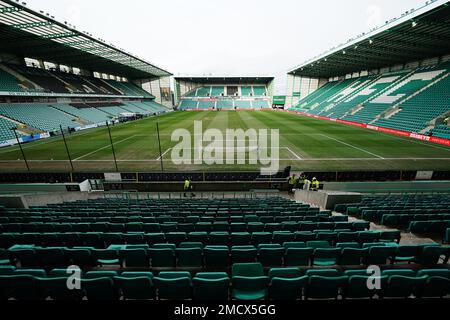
0,0 -> 449,314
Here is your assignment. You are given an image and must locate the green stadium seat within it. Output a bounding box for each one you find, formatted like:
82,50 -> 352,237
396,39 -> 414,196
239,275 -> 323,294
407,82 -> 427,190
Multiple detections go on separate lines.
269,275 -> 308,300
175,248 -> 203,267
392,246 -> 420,263
85,271 -> 118,279
231,246 -> 257,264
366,246 -> 396,265
414,246 -> 446,265
92,249 -> 120,266
285,247 -> 313,266
257,247 -> 284,267
339,248 -> 367,265
10,249 -> 39,268
306,276 -> 348,300
209,232 -> 229,245
380,231 -> 401,243
232,276 -> 269,300
179,242 -> 203,249
419,277 -> 450,298
192,275 -> 230,300
153,276 -> 192,300
115,276 -> 155,300
166,232 -> 187,245
204,246 -> 229,268
346,275 -> 387,299
123,249 -> 149,268
0,249 -> 10,265
336,242 -> 360,249
149,248 -> 175,268
306,269 -> 341,277
2,275 -> 44,300
48,268 -> 77,278
39,277 -> 82,301
230,232 -> 251,246
251,232 -> 272,246
313,248 -> 341,266
0,265 -> 16,275
82,277 -> 119,300
416,269 -> 450,278
381,269 -> 416,277
337,232 -> 358,242
14,269 -> 47,277
187,232 -> 209,243
382,276 -> 428,299
145,233 -> 166,244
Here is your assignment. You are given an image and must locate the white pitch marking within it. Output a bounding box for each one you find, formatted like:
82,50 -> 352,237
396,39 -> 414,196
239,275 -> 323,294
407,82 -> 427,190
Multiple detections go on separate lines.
1,157 -> 450,162
285,146 -> 302,160
156,148 -> 172,160
319,134 -> 385,159
73,135 -> 138,161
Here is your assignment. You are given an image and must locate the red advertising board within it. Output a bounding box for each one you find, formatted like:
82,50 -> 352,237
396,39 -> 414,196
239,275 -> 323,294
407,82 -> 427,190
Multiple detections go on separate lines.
283,110 -> 450,147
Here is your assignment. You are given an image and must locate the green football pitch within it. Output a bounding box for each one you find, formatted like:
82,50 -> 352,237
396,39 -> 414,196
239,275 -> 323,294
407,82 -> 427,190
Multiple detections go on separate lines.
0,110 -> 449,172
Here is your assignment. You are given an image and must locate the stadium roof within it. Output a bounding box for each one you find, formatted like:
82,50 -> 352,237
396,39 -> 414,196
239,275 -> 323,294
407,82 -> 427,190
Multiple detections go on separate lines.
0,0 -> 171,79
288,0 -> 450,78
174,76 -> 274,84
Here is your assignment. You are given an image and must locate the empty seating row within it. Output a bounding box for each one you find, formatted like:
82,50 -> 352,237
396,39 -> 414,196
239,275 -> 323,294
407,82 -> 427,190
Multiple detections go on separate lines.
2,63 -> 153,98
408,221 -> 450,234
1,264 -> 449,300
4,243 -> 448,269
0,229 -> 398,249
0,220 -> 368,233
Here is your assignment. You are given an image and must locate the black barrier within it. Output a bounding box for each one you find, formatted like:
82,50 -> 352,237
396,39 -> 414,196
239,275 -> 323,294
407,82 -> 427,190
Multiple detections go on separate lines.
0,170 -> 449,184
0,299 -> 447,320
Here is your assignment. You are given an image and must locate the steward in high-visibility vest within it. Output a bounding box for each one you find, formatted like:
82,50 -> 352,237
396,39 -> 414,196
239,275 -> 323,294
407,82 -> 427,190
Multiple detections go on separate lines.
311,177 -> 320,191
288,174 -> 297,194
298,174 -> 306,189
184,178 -> 194,197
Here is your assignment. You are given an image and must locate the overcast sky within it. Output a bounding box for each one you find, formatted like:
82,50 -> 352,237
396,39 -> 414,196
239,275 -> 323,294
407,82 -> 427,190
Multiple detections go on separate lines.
26,0 -> 427,93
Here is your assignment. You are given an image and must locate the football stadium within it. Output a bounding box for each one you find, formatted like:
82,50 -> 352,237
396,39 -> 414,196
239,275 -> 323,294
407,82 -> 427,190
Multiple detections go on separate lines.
0,0 -> 450,314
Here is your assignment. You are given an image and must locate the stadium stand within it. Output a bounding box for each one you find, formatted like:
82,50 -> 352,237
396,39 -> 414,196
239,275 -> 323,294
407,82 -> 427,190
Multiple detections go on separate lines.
0,67 -> 32,93
253,86 -> 267,96
196,87 -> 211,97
0,104 -> 77,132
198,100 -> 216,109
0,117 -> 22,141
234,100 -> 253,109
253,100 -> 270,109
0,197 -> 449,300
375,72 -> 450,133
53,104 -> 111,124
336,194 -> 450,236
175,77 -> 272,111
241,86 -> 253,96
211,87 -> 225,97
290,62 -> 450,135
430,125 -> 450,139
1,63 -> 153,97
216,99 -> 234,109
179,100 -> 199,110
